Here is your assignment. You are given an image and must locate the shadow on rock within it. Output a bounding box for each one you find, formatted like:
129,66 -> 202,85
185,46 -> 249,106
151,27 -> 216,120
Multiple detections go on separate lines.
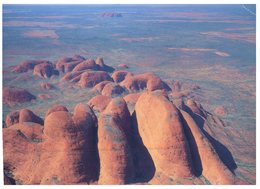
130,111 -> 156,183
183,104 -> 237,173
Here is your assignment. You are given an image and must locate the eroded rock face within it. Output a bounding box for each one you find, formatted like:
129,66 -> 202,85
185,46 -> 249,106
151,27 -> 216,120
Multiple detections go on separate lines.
56,55 -> 85,73
3,55 -> 239,185
11,60 -> 51,73
33,62 -> 57,78
78,71 -> 113,88
120,73 -> 171,92
92,81 -> 113,93
180,110 -> 235,184
95,57 -> 115,73
19,109 -> 44,125
98,98 -> 134,184
186,99 -> 207,118
6,109 -> 43,127
45,104 -> 69,118
5,111 -> 20,127
61,71 -> 85,82
72,59 -> 99,72
3,104 -> 99,184
88,95 -> 111,112
123,93 -> 141,114
112,70 -> 133,83
135,91 -> 193,178
8,122 -> 43,142
101,82 -> 125,97
3,86 -> 36,105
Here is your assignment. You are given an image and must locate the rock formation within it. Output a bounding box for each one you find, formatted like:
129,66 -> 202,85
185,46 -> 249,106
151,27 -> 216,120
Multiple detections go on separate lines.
88,95 -> 111,112
3,104 -> 99,184
3,86 -> 36,104
98,98 -> 134,184
33,62 -> 58,78
3,55 -> 239,185
11,60 -> 52,73
112,70 -> 133,83
72,59 -> 99,72
78,71 -> 113,88
5,111 -> 20,127
180,110 -> 235,184
135,91 -> 193,178
101,82 -> 125,97
5,108 -> 43,127
56,55 -> 85,73
120,72 -> 171,92
45,104 -> 69,118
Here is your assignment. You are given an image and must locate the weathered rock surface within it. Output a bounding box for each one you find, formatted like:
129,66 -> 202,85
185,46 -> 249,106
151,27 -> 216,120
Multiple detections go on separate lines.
98,98 -> 134,184
95,57 -> 115,72
3,86 -> 36,104
112,70 -> 133,83
92,81 -> 113,93
135,91 -> 193,178
33,62 -> 58,78
72,59 -> 99,72
120,73 -> 171,92
101,82 -> 125,97
45,104 -> 69,118
180,110 -> 235,184
19,109 -> 44,125
56,55 -> 85,73
5,111 -> 20,127
186,99 -> 207,118
11,60 -> 52,73
78,71 -> 113,88
88,95 -> 111,112
3,104 -> 99,184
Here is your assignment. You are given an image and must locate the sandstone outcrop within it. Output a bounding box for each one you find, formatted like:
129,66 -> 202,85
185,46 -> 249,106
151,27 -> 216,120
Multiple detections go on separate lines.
180,110 -> 235,184
33,62 -> 58,78
112,70 -> 133,83
56,55 -> 85,73
72,59 -> 99,72
120,73 -> 171,92
98,98 -> 134,184
5,111 -> 20,127
101,82 -> 125,97
6,109 -> 43,127
87,95 -> 111,112
78,71 -> 113,88
11,60 -> 52,73
3,104 -> 99,184
45,104 -> 68,118
19,109 -> 44,125
135,91 -> 193,178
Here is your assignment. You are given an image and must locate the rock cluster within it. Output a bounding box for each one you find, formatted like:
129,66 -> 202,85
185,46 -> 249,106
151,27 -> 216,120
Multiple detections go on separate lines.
3,56 -> 237,185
